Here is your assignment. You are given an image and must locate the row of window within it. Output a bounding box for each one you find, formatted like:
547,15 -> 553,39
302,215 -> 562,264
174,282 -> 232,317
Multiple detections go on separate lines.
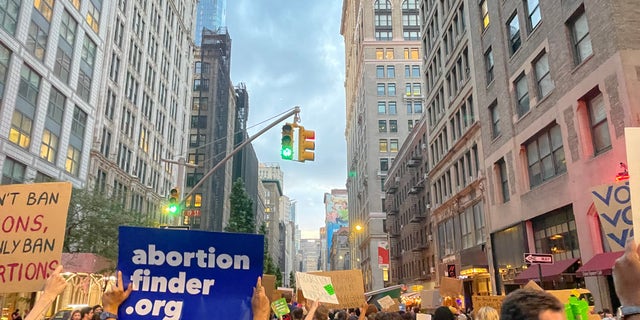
374,0 -> 420,41
437,201 -> 485,257
431,144 -> 479,206
375,47 -> 420,60
376,65 -> 421,79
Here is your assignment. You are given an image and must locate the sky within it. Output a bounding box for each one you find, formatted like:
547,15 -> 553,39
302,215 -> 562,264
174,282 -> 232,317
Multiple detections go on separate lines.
226,2 -> 347,239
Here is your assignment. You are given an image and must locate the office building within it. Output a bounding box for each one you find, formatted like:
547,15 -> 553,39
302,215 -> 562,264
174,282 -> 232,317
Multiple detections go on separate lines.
195,0 -> 226,45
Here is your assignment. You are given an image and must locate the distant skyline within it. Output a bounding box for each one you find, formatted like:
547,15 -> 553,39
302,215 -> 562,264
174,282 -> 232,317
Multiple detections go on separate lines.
226,2 -> 346,239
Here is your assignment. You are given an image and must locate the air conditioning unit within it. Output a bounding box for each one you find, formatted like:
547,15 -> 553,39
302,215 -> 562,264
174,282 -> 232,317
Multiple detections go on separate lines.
423,173 -> 428,179
428,234 -> 433,241
430,267 -> 435,273
426,203 -> 431,210
421,143 -> 427,150
395,177 -> 400,183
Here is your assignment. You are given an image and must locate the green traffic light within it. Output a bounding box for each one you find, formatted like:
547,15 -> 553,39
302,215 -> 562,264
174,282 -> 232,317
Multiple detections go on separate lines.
281,147 -> 293,160
168,204 -> 179,214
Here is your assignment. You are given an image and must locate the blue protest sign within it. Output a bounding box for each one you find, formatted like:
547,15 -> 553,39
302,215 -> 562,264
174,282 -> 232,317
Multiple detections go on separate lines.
117,226 -> 264,319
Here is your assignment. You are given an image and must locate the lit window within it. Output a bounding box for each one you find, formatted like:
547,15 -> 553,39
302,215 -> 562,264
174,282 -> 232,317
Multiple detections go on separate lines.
376,48 -> 384,60
26,21 -> 48,61
86,2 -> 100,33
569,10 -> 593,64
480,0 -> 490,31
9,111 -> 32,149
70,0 -> 81,10
379,139 -> 388,152
65,146 -> 81,176
40,129 -> 58,163
34,0 -> 55,21
390,139 -> 399,152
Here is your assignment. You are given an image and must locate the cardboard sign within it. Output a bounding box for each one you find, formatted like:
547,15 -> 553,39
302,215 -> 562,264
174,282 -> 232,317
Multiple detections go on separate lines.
295,272 -> 339,304
523,280 -> 544,291
262,274 -> 277,302
311,269 -> 366,309
271,298 -> 290,317
377,295 -> 395,310
420,289 -> 441,309
417,314 -> 432,320
472,295 -> 505,312
0,182 -> 72,293
117,227 -> 264,319
625,127 -> 640,243
591,181 -> 633,251
439,277 -> 463,297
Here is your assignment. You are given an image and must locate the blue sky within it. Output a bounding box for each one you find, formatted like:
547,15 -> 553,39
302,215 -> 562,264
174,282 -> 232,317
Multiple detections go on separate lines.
226,2 -> 347,238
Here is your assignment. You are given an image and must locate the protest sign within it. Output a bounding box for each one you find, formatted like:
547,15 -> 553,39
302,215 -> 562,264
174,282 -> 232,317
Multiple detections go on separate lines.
311,269 -> 366,308
472,295 -> 505,312
591,181 -> 634,251
295,272 -> 339,304
0,182 -> 72,293
118,226 -> 264,319
271,298 -> 290,318
377,295 -> 395,310
416,314 -> 432,320
625,127 -> 640,242
439,277 -> 463,297
262,274 -> 277,302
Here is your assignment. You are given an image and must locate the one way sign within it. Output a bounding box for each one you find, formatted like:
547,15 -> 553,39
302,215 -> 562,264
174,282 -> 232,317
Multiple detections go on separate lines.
524,253 -> 554,264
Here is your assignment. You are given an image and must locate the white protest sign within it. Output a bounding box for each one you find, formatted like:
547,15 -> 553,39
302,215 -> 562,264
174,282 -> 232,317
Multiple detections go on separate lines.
417,314 -> 432,320
625,127 -> 640,242
295,272 -> 339,304
377,295 -> 395,310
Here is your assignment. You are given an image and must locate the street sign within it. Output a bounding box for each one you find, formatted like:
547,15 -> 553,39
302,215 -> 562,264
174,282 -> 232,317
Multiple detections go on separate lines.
524,253 -> 554,264
183,209 -> 202,217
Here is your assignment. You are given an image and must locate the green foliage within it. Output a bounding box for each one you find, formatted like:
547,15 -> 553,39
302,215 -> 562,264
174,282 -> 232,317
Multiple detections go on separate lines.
259,223 -> 278,276
275,266 -> 283,287
225,178 -> 255,233
289,271 -> 296,288
64,188 -> 152,261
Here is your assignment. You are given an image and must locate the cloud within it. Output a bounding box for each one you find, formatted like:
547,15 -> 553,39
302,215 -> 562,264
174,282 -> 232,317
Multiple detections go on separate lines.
227,1 -> 346,236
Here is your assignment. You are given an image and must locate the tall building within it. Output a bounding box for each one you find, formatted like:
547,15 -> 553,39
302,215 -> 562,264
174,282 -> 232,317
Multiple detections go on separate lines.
195,0 -> 226,45
185,29 -> 235,231
0,1 -> 109,187
91,1 -> 196,225
259,163 -> 285,273
299,239 -> 322,272
341,0 -> 426,290
323,189 -> 348,271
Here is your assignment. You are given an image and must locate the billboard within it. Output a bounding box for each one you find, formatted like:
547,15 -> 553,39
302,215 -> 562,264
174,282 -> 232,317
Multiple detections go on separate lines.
378,240 -> 389,269
325,191 -> 348,269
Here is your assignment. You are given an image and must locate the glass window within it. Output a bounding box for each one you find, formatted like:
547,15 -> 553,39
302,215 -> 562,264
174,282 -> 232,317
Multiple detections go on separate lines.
19,65 -> 41,106
386,49 -> 394,60
71,105 -> 87,138
9,111 -> 32,149
534,52 -> 553,98
515,73 -> 530,117
570,11 -> 593,64
34,0 -> 55,21
47,87 -> 66,125
414,101 -> 422,113
526,0 -> 541,30
389,101 -> 397,114
54,48 -> 72,84
473,202 -> 485,244
376,66 -> 385,78
2,158 -> 26,184
86,2 -> 100,33
388,83 -> 396,96
387,65 -> 395,78
380,158 -> 389,172
390,139 -> 399,152
376,48 -> 384,60
378,101 -> 386,114
389,120 -> 397,133
40,129 -> 58,163
76,70 -> 92,102
82,36 -> 97,68
526,124 -> 566,188
508,14 -> 521,55
490,102 -> 500,138
533,206 -> 579,260
60,10 -> 78,45
480,0 -> 490,31
379,120 -> 387,133
498,159 -> 509,202
71,0 -> 81,10
0,43 -> 11,99
412,65 -> 420,78
0,0 -> 20,35
377,84 -> 385,96
379,139 -> 388,152
587,92 -> 611,154
26,21 -> 48,61
485,47 -> 494,84
66,146 -> 81,176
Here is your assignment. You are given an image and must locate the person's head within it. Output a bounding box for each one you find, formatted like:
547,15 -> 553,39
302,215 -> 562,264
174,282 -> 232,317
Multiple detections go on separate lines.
80,307 -> 94,320
71,310 -> 82,320
434,306 -> 455,320
292,307 -> 304,320
284,291 -> 293,303
92,305 -> 102,314
366,304 -> 379,316
314,304 -> 330,320
500,289 -> 564,320
335,311 -> 348,320
474,306 -> 499,320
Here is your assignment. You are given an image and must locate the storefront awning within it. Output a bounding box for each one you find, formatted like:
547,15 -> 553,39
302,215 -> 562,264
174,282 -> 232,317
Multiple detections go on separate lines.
514,258 -> 579,283
576,251 -> 624,276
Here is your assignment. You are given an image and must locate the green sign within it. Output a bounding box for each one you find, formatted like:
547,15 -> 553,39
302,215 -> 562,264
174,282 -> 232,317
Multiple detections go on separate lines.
271,297 -> 290,317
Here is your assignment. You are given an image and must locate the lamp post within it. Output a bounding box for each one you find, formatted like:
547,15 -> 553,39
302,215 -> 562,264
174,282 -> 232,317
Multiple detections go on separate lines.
350,223 -> 364,270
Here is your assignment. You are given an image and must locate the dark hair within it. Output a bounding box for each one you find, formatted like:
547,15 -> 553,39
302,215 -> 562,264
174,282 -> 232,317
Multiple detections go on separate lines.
92,305 -> 102,312
80,307 -> 93,317
500,289 -> 564,320
434,306 -> 455,320
335,311 -> 348,320
292,308 -> 304,320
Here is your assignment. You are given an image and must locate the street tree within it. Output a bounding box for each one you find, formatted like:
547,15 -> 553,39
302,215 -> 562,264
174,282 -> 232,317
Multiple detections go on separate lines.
64,188 -> 152,261
289,271 -> 296,288
225,178 -> 255,233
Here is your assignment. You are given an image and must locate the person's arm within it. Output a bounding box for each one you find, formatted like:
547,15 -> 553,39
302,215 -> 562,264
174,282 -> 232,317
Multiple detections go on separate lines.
613,240 -> 640,320
358,301 -> 368,320
101,271 -> 133,320
25,265 -> 67,320
252,277 -> 271,320
303,300 -> 319,320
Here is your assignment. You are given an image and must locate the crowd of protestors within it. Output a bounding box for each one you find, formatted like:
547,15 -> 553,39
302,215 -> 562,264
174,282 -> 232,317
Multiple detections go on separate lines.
21,239 -> 640,319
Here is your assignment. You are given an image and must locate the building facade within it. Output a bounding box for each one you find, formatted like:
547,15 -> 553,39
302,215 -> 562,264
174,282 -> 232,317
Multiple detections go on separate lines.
195,0 -> 226,45
329,227 -> 351,271
341,0 -> 426,290
299,238 -> 323,272
323,189 -> 348,271
467,0 -> 640,311
259,163 -> 286,273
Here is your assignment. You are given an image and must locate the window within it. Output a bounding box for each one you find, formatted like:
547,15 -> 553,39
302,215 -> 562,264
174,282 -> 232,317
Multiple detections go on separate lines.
387,66 -> 395,78
71,0 -> 81,10
47,87 -> 66,125
191,115 -> 207,129
76,70 -> 92,102
81,36 -> 97,68
66,146 -> 81,176
377,84 -> 385,96
497,159 -> 509,202
526,0 -> 541,30
587,92 -> 611,153
378,101 -> 386,114
40,129 -> 58,163
379,139 -> 388,152
86,2 -> 100,33
490,102 -> 500,138
480,0 -> 490,31
389,101 -> 397,114
60,10 -> 77,45
412,65 -> 420,78
386,49 -> 394,59
388,83 -> 396,96
390,139 -> 399,152
189,134 -> 205,147
0,0 -> 20,35
507,14 -> 521,55
413,101 -> 422,113
460,208 -> 474,249
26,21 -> 48,61
484,47 -> 494,84
374,0 -> 392,41
514,73 -> 529,117
0,44 -> 10,99
54,48 -> 72,83
379,120 -> 387,133
376,66 -> 385,78
2,158 -> 26,184
526,124 -> 566,187
34,0 -> 55,21
473,202 -> 485,244
71,106 -> 87,138
9,111 -> 32,148
534,52 -> 553,98
376,48 -> 384,60
408,119 -> 414,130
569,10 -> 593,64
380,158 -> 389,172
19,65 -> 41,106
389,120 -> 397,132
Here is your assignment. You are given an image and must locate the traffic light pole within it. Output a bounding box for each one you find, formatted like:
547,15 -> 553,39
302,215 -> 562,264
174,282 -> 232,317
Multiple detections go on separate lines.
181,106 -> 301,207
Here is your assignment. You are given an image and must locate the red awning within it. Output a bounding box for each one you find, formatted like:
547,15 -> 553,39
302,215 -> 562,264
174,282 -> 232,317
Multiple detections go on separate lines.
514,258 -> 579,283
576,251 -> 624,276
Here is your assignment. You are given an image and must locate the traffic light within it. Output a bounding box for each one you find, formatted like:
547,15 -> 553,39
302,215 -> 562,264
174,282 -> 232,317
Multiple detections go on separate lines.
297,125 -> 315,162
281,123 -> 295,160
167,187 -> 180,215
